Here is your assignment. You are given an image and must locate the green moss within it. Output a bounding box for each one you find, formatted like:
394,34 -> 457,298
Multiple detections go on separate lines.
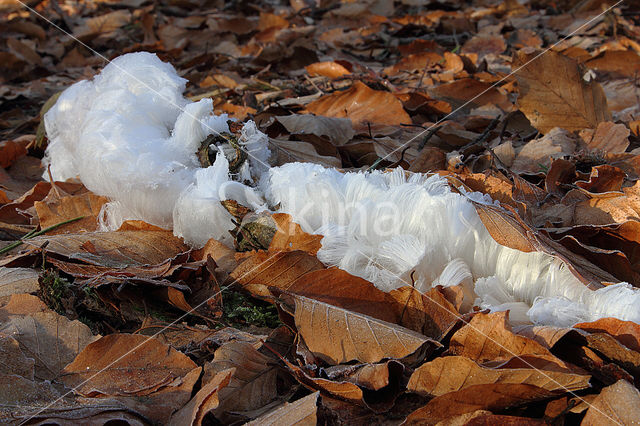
222,291 -> 281,329
38,269 -> 74,315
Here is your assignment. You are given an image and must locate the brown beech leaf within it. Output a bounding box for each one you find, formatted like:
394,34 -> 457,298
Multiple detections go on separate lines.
73,10 -> 132,39
573,180 -> 640,225
402,383 -> 558,425
281,357 -> 364,404
168,369 -> 234,426
0,334 -> 34,379
581,332 -> 640,380
448,311 -> 566,366
513,49 -> 611,133
1,294 -> 97,381
34,192 -> 109,234
275,114 -> 355,146
407,356 -> 590,397
271,138 -> 342,168
287,269 -> 459,339
511,128 -> 578,174
25,229 -> 188,267
304,81 -> 411,128
231,250 -> 324,298
384,52 -> 442,75
277,291 -> 440,364
0,267 -> 39,297
579,121 -> 630,154
582,380 -> 640,425
575,317 -> 640,353
585,50 -> 640,79
428,78 -> 511,111
269,213 -> 322,255
245,392 -> 319,425
0,139 -> 27,169
306,61 -> 351,78
387,285 -> 461,340
575,165 -> 625,194
203,341 -> 281,422
62,333 -> 199,397
473,202 -> 537,253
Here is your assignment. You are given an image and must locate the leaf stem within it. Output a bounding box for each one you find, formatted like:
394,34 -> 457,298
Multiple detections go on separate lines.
0,216 -> 85,255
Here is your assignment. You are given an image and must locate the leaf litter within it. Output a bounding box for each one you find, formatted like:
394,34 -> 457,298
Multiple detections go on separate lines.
1,0 -> 640,424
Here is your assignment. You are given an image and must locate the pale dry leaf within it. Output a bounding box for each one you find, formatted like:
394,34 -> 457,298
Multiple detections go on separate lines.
3,309 -> 97,381
231,250 -> 324,299
0,267 -> 39,297
26,229 -> 188,268
407,356 -> 590,396
0,334 -> 34,379
203,341 -> 280,422
513,49 -> 611,133
402,383 -> 558,425
269,213 -> 322,255
305,81 -> 411,128
275,114 -> 355,146
511,128 -> 578,174
271,138 -> 342,168
245,392 -> 319,426
34,192 -> 109,234
168,368 -> 235,426
582,379 -> 640,426
280,292 -> 440,364
306,61 -> 350,78
448,311 -> 567,367
74,10 -> 132,39
61,333 -> 198,397
579,121 -> 630,154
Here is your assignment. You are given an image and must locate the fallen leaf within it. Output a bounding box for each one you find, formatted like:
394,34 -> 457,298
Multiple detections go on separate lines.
403,383 -> 558,425
24,229 -> 188,268
0,139 -> 28,169
384,52 -> 442,75
579,121 -> 630,154
275,114 -> 355,146
231,250 -> 324,298
428,78 -> 511,111
407,356 -> 590,396
168,368 -> 234,426
268,213 -> 322,255
62,333 -> 198,397
575,317 -> 640,353
0,334 -> 34,379
1,294 -> 97,381
513,49 -> 611,133
0,267 -> 39,297
574,180 -> 640,225
271,138 -> 342,168
245,392 -> 319,426
74,10 -> 132,39
575,165 -> 625,194
585,50 -> 640,79
34,192 -> 109,234
306,61 -> 351,78
582,380 -> 640,425
203,341 -> 281,422
511,128 -> 578,174
305,81 -> 411,128
448,311 -> 567,366
278,291 -> 440,364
